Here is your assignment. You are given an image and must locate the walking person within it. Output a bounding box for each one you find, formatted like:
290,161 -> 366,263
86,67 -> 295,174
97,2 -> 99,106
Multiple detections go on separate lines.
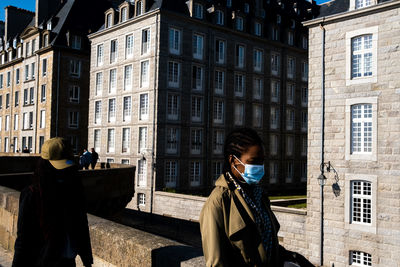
90,148 -> 99,170
79,149 -> 92,170
200,128 -> 313,267
12,137 -> 93,267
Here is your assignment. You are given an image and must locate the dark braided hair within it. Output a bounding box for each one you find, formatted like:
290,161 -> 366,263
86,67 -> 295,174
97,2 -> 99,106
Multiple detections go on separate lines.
223,128 -> 264,173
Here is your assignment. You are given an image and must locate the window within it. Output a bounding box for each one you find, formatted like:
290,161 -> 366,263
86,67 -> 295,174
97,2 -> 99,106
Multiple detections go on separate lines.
13,137 -> 18,152
29,87 -> 34,104
139,94 -> 149,120
121,7 -> 127,22
271,107 -> 279,129
301,111 -> 308,132
40,110 -> 45,128
301,87 -> 308,107
31,63 -> 35,77
215,39 -> 225,64
355,0 -> 372,9
106,13 -> 113,28
25,42 -> 30,57
350,251 -> 372,266
244,3 -> 249,13
13,114 -> 18,130
193,34 -> 204,60
138,127 -> 147,153
234,102 -> 244,126
351,35 -> 372,78
124,65 -> 132,91
41,85 -> 46,102
236,17 -> 243,31
301,136 -> 307,156
192,65 -> 203,91
236,45 -> 245,68
253,49 -> 263,72
94,129 -> 101,151
69,86 -> 80,103
288,31 -> 294,46
138,163 -> 147,188
287,83 -> 295,105
16,69 -> 20,84
141,28 -> 150,55
0,74 -> 2,88
271,53 -> 280,76
351,180 -> 372,225
351,104 -> 372,154
110,39 -> 118,63
126,34 -> 134,58
301,162 -> 307,182
32,39 -> 36,54
194,3 -> 203,19
168,61 -> 180,88
270,135 -> 278,156
213,161 -> 223,181
0,117 -> 2,131
5,94 -> 9,108
254,22 -> 262,36
25,65 -> 29,81
70,60 -> 81,77
272,27 -> 279,41
286,109 -> 294,130
191,96 -> 203,122
4,137 -> 9,152
166,128 -> 178,154
167,94 -> 179,120
214,70 -> 225,95
190,128 -> 202,154
121,159 -> 130,165
301,61 -> 308,81
43,35 -> 49,47
140,60 -> 149,87
109,69 -> 117,93
71,35 -> 81,50
5,115 -> 9,131
286,136 -> 294,156
106,158 -> 114,163
287,57 -> 295,79
271,80 -> 280,103
169,28 -> 181,55
286,162 -> 294,183
165,161 -> 177,187
97,44 -> 104,66
227,0 -> 232,7
122,128 -> 130,153
213,99 -> 224,124
253,105 -> 262,128
253,77 -> 263,100
216,10 -> 224,25
123,96 -> 132,122
107,128 -> 115,153
277,14 -> 281,24
190,161 -> 201,186
213,130 -> 224,154
69,111 -> 79,128
15,91 -> 19,106
96,72 -> 103,95
234,74 -> 245,97
138,193 -> 146,206
302,36 -> 308,49
6,72 -> 11,87
23,89 -> 28,105
136,0 -> 143,16
95,101 -> 102,124
270,162 -> 279,184
108,98 -> 116,122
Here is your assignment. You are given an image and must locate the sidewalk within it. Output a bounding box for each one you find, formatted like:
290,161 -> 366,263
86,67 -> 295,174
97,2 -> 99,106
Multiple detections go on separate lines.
0,246 -> 12,267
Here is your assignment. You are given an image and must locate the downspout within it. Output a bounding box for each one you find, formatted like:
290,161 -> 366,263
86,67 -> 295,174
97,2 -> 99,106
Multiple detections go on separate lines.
9,66 -> 14,152
34,53 -> 40,152
56,50 -> 60,137
319,23 -> 326,267
150,12 -> 160,214
205,27 -> 212,189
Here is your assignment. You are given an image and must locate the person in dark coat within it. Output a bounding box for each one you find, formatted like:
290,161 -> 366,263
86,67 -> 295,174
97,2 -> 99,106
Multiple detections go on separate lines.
90,148 -> 99,170
12,137 -> 93,267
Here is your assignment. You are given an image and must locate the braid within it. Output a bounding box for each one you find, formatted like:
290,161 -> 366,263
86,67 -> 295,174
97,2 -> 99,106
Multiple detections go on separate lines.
223,128 -> 264,172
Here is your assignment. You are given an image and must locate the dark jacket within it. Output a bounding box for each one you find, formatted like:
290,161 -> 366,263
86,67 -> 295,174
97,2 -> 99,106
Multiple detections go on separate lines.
12,159 -> 93,267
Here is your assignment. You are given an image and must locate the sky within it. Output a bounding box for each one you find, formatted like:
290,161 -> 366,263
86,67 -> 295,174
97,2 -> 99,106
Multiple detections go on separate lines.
0,0 -> 330,21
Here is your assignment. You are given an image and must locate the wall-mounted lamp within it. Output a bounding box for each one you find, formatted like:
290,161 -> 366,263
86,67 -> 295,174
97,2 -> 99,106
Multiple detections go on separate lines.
320,161 -> 341,197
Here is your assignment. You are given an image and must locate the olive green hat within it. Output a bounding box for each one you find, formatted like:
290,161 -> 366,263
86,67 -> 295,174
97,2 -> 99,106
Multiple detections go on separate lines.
41,137 -> 74,170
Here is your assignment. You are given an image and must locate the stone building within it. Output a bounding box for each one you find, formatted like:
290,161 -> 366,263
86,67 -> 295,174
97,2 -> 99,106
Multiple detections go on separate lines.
304,0 -> 400,266
87,0 -> 318,212
0,0 -> 112,154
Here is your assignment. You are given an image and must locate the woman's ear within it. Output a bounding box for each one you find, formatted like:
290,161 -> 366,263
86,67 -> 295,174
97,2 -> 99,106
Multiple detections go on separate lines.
228,155 -> 234,166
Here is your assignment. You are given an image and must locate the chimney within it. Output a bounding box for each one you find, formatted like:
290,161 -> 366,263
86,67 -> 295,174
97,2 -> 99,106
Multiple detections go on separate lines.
4,6 -> 34,42
35,0 -> 63,27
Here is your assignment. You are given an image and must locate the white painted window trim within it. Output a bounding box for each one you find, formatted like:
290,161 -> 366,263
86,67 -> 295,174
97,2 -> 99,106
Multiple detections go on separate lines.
349,0 -> 376,10
345,26 -> 378,86
345,96 -> 378,161
344,173 -> 377,234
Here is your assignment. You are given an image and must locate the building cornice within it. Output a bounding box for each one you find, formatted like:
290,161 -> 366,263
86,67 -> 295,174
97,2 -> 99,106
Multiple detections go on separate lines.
0,57 -> 23,71
303,0 -> 400,27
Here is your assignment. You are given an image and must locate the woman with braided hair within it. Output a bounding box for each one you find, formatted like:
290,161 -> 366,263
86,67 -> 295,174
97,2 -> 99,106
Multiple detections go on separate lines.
200,128 -> 313,267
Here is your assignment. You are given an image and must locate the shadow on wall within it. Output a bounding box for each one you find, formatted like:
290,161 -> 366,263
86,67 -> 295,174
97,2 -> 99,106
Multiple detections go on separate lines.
152,245 -> 204,267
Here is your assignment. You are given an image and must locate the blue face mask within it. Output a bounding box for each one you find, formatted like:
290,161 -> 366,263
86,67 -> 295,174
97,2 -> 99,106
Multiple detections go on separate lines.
233,155 -> 265,184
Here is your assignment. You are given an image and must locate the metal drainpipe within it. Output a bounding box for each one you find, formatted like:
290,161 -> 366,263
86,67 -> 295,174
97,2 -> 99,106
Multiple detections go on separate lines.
150,12 -> 160,214
34,53 -> 40,152
319,23 -> 326,267
56,50 -> 60,137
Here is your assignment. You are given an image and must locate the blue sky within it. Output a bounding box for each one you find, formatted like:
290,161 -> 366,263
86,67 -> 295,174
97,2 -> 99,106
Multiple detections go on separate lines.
0,0 -> 330,21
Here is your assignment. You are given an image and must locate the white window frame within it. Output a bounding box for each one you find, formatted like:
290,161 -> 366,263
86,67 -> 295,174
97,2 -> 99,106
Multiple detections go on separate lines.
124,65 -> 133,91
165,161 -> 178,187
68,111 -> 79,128
214,70 -> 225,95
139,93 -> 149,121
234,73 -> 245,97
94,129 -> 101,152
287,57 -> 295,79
254,22 -> 262,36
40,110 -> 46,128
271,53 -> 280,76
236,44 -> 245,68
109,69 -> 117,93
271,80 -> 280,103
193,33 -> 204,60
350,0 -> 375,10
189,161 -> 201,186
167,93 -> 179,121
95,72 -> 103,96
138,127 -> 147,153
213,130 -> 224,154
253,104 -> 262,128
236,17 -> 244,31
168,61 -> 180,88
193,3 -> 203,19
122,127 -> 131,153
97,44 -> 104,66
125,34 -> 134,59
123,96 -> 132,122
191,96 -> 203,122
213,99 -> 224,124
286,109 -> 294,130
141,28 -> 151,55
234,102 -> 244,126
69,59 -> 81,78
270,106 -> 279,129
190,128 -> 202,154
69,85 -> 80,103
253,77 -> 263,100
94,100 -> 102,124
350,250 -> 372,266
346,27 -> 378,85
215,39 -> 225,64
345,97 -> 377,161
166,127 -> 179,154
287,83 -> 295,105
140,60 -> 150,88
192,65 -> 204,91
216,10 -> 224,25
137,160 -> 147,187
138,193 -> 146,206
169,27 -> 181,55
108,98 -> 116,123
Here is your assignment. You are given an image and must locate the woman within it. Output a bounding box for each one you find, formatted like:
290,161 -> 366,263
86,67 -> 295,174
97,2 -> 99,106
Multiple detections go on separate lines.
200,128 -> 313,267
12,137 -> 93,267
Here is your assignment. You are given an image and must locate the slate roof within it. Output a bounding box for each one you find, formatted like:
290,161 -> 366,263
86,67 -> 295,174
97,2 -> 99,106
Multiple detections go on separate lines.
317,0 -> 394,17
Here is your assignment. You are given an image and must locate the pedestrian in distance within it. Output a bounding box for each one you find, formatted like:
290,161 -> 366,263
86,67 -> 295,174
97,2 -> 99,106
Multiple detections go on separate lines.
79,149 -> 92,170
12,137 -> 93,267
200,128 -> 314,267
90,148 -> 99,170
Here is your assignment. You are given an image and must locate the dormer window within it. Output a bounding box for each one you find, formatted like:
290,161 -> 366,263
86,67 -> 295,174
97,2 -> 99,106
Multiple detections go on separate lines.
17,46 -> 21,58
194,3 -> 203,19
356,0 -> 372,9
244,3 -> 250,13
71,35 -> 81,50
121,7 -> 127,22
43,34 -> 49,47
106,13 -> 113,28
136,1 -> 143,16
8,50 -> 12,61
216,10 -> 224,25
254,22 -> 261,36
227,0 -> 232,7
236,17 -> 244,31
47,21 -> 52,30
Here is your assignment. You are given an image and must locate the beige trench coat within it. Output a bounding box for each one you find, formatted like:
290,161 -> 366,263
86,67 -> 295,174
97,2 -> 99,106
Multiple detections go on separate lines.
200,174 -> 283,267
